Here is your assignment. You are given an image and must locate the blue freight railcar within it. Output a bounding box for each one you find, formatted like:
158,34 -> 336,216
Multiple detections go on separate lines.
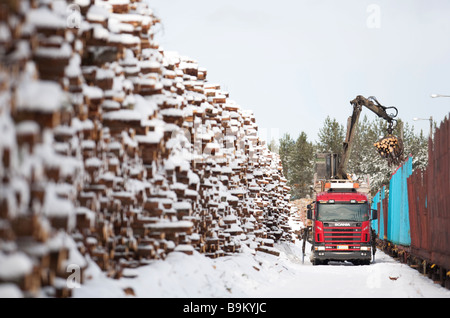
387,156 -> 413,246
371,156 -> 412,246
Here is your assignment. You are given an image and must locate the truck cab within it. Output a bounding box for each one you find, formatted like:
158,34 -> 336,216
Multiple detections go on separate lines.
306,181 -> 377,265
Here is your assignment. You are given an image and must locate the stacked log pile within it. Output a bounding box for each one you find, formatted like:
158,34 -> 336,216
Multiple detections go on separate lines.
0,0 -> 293,297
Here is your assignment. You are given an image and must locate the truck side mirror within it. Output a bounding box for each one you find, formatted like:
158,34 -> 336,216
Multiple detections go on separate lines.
307,204 -> 312,220
371,209 -> 378,220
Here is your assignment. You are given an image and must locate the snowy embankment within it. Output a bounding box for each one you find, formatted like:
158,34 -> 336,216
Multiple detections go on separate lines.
74,217 -> 450,298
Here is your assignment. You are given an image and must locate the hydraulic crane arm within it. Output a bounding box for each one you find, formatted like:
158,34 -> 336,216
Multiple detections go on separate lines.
336,95 -> 399,179
350,95 -> 398,127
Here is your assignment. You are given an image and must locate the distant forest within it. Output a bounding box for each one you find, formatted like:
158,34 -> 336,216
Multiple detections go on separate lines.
269,115 -> 430,199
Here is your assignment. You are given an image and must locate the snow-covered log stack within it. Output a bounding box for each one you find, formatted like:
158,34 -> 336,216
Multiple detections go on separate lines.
0,0 -> 293,297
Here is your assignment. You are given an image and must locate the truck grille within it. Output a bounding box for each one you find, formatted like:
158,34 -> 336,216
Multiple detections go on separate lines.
323,224 -> 362,250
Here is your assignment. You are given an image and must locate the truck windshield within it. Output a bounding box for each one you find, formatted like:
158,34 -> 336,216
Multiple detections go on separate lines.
317,203 -> 369,222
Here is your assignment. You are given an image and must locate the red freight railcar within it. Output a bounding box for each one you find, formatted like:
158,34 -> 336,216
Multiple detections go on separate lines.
406,115 -> 450,286
428,116 -> 450,270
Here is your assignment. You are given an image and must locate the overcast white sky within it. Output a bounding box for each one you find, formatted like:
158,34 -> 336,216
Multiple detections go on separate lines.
147,0 -> 450,143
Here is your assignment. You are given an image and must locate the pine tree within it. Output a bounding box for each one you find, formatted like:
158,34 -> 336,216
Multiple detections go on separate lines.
278,133 -> 295,180
317,116 -> 345,155
410,129 -> 428,170
399,121 -> 428,170
289,132 -> 314,199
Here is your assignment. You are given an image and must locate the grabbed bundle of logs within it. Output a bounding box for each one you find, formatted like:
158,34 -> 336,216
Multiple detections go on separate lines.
338,95 -> 405,179
373,134 -> 404,166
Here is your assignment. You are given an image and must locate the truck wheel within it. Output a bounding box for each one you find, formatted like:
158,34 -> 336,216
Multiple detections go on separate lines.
354,260 -> 370,265
313,259 -> 327,265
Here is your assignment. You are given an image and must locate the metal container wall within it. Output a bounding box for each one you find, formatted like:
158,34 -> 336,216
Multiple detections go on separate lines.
387,156 -> 412,246
407,168 -> 431,260
428,116 -> 450,269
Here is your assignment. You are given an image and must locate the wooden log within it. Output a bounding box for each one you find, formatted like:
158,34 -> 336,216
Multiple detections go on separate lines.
256,246 -> 280,257
49,247 -> 69,276
145,220 -> 193,235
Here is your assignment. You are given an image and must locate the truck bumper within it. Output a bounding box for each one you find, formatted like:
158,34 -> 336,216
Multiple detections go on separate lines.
314,250 -> 371,261
311,246 -> 373,264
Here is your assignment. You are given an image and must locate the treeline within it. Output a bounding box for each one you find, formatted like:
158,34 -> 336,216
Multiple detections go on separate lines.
269,115 -> 429,199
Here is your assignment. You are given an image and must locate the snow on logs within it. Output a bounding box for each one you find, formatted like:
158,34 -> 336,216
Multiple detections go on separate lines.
0,0 -> 293,297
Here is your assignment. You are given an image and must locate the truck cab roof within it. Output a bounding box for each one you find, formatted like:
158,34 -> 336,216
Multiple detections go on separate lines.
316,191 -> 369,202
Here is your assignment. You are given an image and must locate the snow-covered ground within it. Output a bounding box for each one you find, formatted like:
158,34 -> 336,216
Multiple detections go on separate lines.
74,237 -> 450,299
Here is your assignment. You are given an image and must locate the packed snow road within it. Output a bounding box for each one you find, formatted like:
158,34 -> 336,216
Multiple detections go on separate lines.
74,238 -> 450,298
255,242 -> 450,298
